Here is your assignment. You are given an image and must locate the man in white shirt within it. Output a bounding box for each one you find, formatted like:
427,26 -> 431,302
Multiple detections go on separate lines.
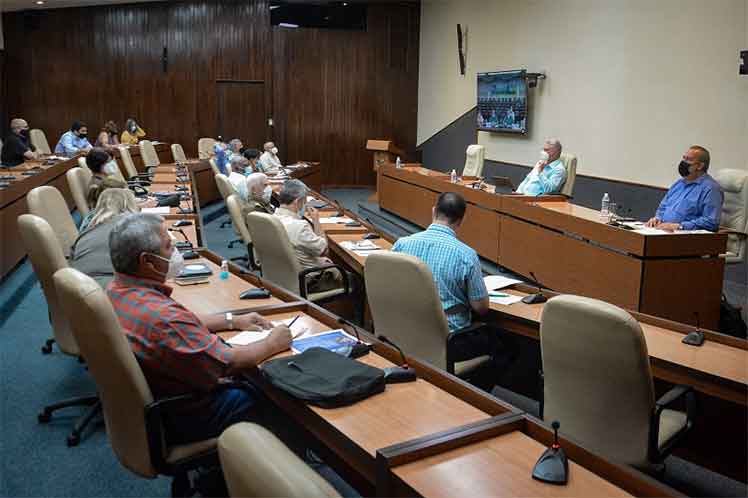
515,138 -> 567,196
227,155 -> 250,202
274,179 -> 342,292
259,142 -> 283,174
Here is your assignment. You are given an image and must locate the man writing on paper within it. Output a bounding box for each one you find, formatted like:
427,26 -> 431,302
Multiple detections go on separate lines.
106,213 -> 292,444
646,146 -> 723,232
515,138 -> 567,196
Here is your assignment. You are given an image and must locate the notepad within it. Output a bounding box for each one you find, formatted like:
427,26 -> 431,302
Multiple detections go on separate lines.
227,319 -> 308,346
483,275 -> 523,291
489,294 -> 523,306
319,216 -> 352,224
291,329 -> 359,354
142,206 -> 171,214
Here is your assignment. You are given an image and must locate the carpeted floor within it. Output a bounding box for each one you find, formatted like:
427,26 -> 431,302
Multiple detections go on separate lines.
0,188 -> 745,497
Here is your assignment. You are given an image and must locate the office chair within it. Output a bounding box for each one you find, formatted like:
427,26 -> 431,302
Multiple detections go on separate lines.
198,138 -> 217,160
246,212 -> 351,303
30,128 -> 52,155
558,152 -> 578,198
215,173 -> 239,231
27,186 -> 79,258
218,423 -> 340,498
364,251 -> 492,379
463,144 -> 485,177
139,140 -> 161,169
540,294 -> 694,470
225,194 -> 258,269
54,268 -> 218,496
66,167 -> 93,217
118,145 -> 153,185
209,158 -> 221,176
18,215 -> 101,446
171,143 -> 188,163
714,169 -> 748,289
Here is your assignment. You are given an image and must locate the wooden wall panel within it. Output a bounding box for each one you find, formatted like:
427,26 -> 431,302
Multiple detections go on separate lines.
1,1 -> 418,187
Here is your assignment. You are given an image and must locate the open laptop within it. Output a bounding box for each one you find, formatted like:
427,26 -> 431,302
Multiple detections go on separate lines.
485,176 -> 516,194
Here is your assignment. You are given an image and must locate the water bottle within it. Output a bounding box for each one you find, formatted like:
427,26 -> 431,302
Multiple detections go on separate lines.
600,193 -> 610,220
395,156 -> 402,169
220,260 -> 230,280
450,169 -> 458,183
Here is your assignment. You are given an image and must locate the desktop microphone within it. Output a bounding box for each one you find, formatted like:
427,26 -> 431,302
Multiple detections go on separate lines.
531,420 -> 568,485
377,335 -> 417,383
178,188 -> 194,214
682,312 -> 705,347
337,317 -> 372,359
522,271 -> 548,304
167,228 -> 193,250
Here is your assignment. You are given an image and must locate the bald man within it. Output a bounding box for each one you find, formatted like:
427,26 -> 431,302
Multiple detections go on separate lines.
259,141 -> 283,173
2,119 -> 38,166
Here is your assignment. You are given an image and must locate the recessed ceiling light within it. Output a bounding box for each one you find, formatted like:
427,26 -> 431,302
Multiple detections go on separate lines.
36,1 -> 45,4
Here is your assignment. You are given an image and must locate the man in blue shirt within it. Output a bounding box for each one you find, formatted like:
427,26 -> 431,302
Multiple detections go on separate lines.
393,192 -> 489,332
646,146 -> 723,232
54,121 -> 92,157
516,138 -> 567,196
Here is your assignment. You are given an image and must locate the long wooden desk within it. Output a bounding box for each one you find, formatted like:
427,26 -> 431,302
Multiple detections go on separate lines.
185,249 -> 679,498
378,164 -> 727,329
0,156 -> 78,280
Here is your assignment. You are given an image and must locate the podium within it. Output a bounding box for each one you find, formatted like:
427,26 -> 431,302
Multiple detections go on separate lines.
366,139 -> 406,202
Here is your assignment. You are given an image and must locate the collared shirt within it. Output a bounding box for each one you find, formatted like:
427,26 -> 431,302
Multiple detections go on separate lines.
120,127 -> 146,145
274,207 -> 327,269
106,273 -> 233,401
259,151 -> 282,172
228,171 -> 249,201
1,132 -> 35,166
54,131 -> 92,157
655,174 -> 723,231
214,144 -> 229,175
393,224 -> 488,331
516,159 -> 567,196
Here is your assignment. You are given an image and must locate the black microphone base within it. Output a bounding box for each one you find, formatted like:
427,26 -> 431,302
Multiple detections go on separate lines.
522,293 -> 548,304
177,208 -> 194,214
682,331 -> 705,346
348,343 -> 372,359
175,242 -> 193,250
532,447 -> 568,485
383,366 -> 417,384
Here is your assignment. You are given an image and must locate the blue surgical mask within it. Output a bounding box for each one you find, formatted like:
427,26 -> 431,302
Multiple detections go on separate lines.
298,203 -> 306,218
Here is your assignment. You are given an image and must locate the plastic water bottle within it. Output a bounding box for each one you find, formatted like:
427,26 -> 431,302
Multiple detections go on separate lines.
220,260 -> 230,280
395,156 -> 402,169
450,169 -> 458,183
601,193 -> 610,221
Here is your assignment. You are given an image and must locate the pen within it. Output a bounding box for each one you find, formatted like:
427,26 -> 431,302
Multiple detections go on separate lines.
287,315 -> 301,328
489,292 -> 510,298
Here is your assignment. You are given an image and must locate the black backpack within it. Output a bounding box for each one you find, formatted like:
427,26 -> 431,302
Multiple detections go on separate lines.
719,294 -> 747,339
261,347 -> 386,408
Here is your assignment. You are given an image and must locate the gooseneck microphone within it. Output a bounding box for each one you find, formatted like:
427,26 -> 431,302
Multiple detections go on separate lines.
522,271 -> 548,304
167,228 -> 193,250
377,335 -> 417,383
682,312 -> 705,346
337,317 -> 372,359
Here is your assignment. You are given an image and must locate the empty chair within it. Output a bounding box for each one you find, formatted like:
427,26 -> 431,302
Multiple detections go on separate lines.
117,145 -> 151,185
138,140 -> 161,169
53,268 -> 218,496
171,143 -> 188,163
215,173 -> 237,230
66,167 -> 93,217
226,194 -> 257,269
364,251 -> 491,378
246,212 -> 350,302
27,185 -> 78,258
18,215 -> 100,446
198,137 -> 216,159
540,294 -> 694,469
558,152 -> 577,197
713,169 -> 748,272
219,423 -> 340,498
462,144 -> 485,177
30,128 -> 52,155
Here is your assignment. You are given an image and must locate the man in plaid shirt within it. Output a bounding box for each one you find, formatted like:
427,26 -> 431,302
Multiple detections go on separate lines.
106,213 -> 291,444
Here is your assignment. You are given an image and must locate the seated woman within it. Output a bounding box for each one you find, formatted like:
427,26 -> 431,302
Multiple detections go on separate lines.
121,118 -> 146,145
246,172 -> 275,214
95,121 -> 120,151
70,188 -> 140,288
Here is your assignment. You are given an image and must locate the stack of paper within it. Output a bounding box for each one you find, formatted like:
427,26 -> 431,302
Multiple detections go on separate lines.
488,292 -> 524,306
339,240 -> 384,257
483,275 -> 523,291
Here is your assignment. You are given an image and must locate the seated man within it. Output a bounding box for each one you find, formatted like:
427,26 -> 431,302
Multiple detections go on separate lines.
243,148 -> 262,173
646,145 -> 723,232
1,118 -> 38,166
106,213 -> 292,444
227,138 -> 243,160
393,192 -> 489,333
246,172 -> 275,214
227,155 -> 250,201
275,179 -> 341,292
54,121 -> 93,157
515,138 -> 567,196
259,141 -> 283,173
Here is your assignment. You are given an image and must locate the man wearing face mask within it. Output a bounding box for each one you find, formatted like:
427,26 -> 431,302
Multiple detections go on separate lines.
2,118 -> 38,166
227,155 -> 251,201
259,141 -> 283,174
106,213 -> 292,444
515,138 -> 567,196
54,121 -> 93,157
645,146 -> 723,232
275,179 -> 343,292
243,148 -> 262,174
246,172 -> 275,214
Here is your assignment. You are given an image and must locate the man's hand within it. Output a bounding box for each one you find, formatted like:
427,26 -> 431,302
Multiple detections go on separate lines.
645,217 -> 660,227
267,325 -> 292,352
237,312 -> 274,331
535,159 -> 548,172
658,223 -> 681,232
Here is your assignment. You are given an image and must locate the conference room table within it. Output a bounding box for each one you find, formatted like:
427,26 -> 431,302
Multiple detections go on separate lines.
377,164 -> 727,329
0,155 -> 78,279
169,248 -> 678,498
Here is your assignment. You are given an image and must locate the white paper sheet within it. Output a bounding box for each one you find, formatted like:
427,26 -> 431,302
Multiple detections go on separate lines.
141,207 -> 171,214
489,294 -> 524,306
319,216 -> 352,224
483,275 -> 523,291
227,331 -> 270,346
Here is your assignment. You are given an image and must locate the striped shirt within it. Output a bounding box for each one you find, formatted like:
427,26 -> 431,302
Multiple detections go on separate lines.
393,224 -> 488,331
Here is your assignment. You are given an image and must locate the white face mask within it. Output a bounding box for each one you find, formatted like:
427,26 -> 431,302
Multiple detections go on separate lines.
539,150 -> 550,162
103,160 -> 119,176
261,185 -> 273,203
150,248 -> 184,280
271,147 -> 279,155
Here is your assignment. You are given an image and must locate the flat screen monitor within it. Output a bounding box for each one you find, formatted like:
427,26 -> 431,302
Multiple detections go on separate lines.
476,69 -> 528,134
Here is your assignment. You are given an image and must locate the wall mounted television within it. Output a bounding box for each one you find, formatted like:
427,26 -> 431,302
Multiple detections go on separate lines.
477,70 -> 528,134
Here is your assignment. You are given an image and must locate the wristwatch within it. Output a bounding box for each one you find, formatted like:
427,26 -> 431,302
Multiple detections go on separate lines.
225,312 -> 234,330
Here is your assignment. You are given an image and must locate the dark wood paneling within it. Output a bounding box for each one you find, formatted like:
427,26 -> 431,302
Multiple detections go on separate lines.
216,81 -> 266,147
1,1 -> 418,187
